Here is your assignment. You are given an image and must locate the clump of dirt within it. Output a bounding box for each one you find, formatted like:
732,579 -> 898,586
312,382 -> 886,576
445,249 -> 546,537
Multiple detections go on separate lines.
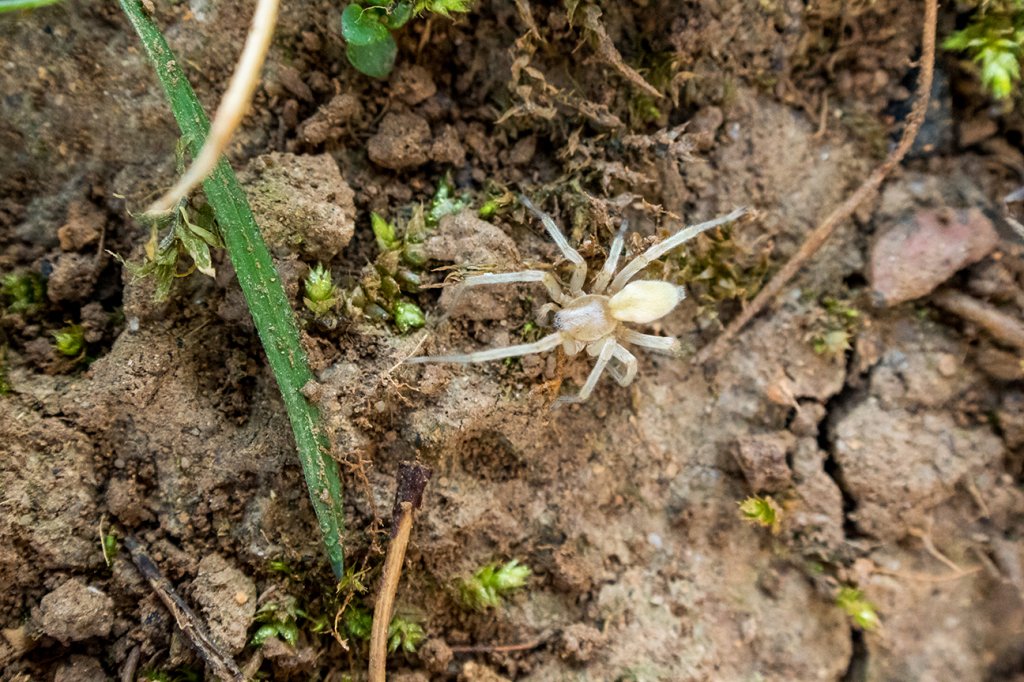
3,0 -> 1024,680
240,151 -> 357,260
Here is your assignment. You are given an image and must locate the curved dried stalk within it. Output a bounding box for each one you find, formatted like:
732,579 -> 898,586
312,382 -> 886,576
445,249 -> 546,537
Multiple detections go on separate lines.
146,0 -> 279,216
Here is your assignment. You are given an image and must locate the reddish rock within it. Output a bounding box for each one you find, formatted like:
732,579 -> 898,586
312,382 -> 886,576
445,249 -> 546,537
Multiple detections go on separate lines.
868,207 -> 998,307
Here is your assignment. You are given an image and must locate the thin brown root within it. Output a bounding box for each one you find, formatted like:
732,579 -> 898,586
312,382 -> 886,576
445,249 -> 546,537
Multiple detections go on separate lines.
872,566 -> 982,584
124,536 -> 244,682
908,523 -> 974,576
695,0 -> 938,365
449,632 -> 551,654
932,289 -> 1024,351
368,463 -> 433,682
145,0 -> 280,215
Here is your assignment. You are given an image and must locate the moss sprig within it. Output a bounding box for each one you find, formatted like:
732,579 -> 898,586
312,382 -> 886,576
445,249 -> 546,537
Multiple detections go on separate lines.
836,586 -> 881,631
945,5 -> 1024,100
386,615 -> 425,654
738,495 -> 781,533
458,559 -> 532,611
343,179 -> 464,335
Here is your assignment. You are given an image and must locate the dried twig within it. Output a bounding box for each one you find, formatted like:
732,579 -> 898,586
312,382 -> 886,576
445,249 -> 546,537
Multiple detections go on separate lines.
368,463 -> 433,682
145,0 -> 279,215
124,536 -> 244,682
932,289 -> 1024,351
577,4 -> 662,100
695,0 -> 939,365
120,645 -> 141,682
449,632 -> 551,654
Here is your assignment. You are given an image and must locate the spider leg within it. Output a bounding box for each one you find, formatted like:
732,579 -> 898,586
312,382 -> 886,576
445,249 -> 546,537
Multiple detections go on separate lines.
607,343 -> 637,386
463,270 -> 570,305
558,339 -> 616,404
619,328 -> 682,355
591,218 -> 628,294
608,207 -> 747,293
519,194 -> 588,295
406,332 -> 563,365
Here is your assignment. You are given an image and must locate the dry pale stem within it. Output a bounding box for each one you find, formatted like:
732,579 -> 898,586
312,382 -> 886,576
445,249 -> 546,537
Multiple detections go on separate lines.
368,463 -> 432,682
695,0 -> 939,365
932,289 -> 1024,350
146,0 -> 280,215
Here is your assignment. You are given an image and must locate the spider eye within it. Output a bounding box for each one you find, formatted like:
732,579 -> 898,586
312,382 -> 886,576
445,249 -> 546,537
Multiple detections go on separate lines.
608,280 -> 684,323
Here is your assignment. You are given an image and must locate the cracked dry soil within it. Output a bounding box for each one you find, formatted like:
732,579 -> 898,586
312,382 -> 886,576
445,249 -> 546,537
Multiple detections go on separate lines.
3,0 -> 1024,680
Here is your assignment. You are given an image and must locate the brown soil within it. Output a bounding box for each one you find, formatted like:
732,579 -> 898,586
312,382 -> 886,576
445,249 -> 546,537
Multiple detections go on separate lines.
3,1 -> 1024,680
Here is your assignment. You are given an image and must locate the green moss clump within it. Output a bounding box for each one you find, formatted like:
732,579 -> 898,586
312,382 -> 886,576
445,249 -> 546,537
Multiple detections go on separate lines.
52,325 -> 85,358
387,615 -> 425,654
738,495 -> 781,533
0,271 -> 46,315
343,179 -> 467,335
836,586 -> 881,631
303,263 -> 341,321
811,297 -> 861,360
945,3 -> 1024,101
458,559 -> 532,611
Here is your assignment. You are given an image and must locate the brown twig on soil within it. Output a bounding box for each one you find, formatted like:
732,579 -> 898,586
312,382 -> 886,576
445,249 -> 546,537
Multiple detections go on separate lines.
145,0 -> 279,216
123,536 -> 244,682
368,462 -> 433,682
120,645 -> 140,682
908,522 -> 975,577
932,289 -> 1024,351
448,632 -> 551,654
872,566 -> 982,584
694,0 -> 939,366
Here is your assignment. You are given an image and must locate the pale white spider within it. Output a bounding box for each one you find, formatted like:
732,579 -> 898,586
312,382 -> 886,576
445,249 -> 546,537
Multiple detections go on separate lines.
408,196 -> 747,402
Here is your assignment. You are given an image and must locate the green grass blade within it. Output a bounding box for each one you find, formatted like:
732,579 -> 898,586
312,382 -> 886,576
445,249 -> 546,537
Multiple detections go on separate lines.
0,0 -> 62,12
119,0 -> 345,578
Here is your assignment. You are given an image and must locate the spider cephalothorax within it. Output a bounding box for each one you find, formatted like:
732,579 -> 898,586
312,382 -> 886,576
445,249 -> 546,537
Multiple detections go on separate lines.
408,196 -> 747,402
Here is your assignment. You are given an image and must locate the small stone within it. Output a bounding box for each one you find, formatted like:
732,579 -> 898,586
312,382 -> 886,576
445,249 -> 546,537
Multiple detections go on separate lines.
367,112 -> 431,170
46,253 -> 98,304
789,402 -> 826,438
936,353 -> 958,377
958,116 -> 998,147
105,477 -> 154,525
868,207 -> 999,307
558,624 -> 605,665
732,431 -> 795,493
459,661 -> 511,682
508,135 -> 537,166
57,200 -> 104,252
241,152 -> 356,261
38,579 -> 114,644
419,637 -> 453,674
977,345 -> 1024,383
427,211 -> 521,321
299,94 -> 361,145
430,124 -> 466,166
391,64 -> 437,106
191,554 -> 257,655
53,655 -> 110,682
275,65 -> 313,102
687,106 -> 724,151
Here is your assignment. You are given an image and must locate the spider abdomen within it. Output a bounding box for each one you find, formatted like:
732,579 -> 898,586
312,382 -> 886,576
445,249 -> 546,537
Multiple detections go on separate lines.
608,280 -> 685,324
554,295 -> 617,341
